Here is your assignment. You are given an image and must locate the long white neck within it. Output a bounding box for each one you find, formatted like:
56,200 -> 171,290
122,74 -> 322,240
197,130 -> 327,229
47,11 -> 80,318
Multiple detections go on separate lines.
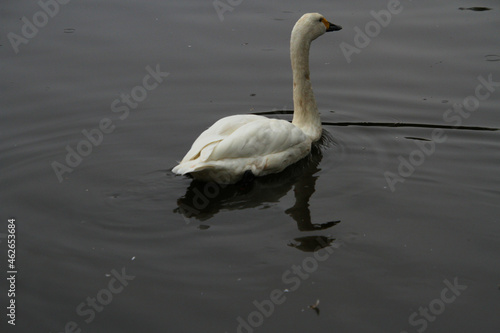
290,29 -> 322,142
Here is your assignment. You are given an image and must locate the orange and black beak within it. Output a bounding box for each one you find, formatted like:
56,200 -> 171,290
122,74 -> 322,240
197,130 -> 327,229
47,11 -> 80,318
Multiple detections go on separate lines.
321,17 -> 342,32
326,22 -> 342,32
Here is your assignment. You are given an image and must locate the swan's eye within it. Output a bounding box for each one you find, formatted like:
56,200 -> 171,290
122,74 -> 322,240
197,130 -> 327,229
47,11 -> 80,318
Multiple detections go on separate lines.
318,18 -> 323,22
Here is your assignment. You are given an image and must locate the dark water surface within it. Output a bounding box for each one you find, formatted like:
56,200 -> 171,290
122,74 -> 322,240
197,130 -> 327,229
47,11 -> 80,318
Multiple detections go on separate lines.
1,0 -> 499,332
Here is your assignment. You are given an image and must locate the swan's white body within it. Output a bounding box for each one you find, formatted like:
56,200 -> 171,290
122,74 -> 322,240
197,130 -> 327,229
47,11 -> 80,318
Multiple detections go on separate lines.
172,13 -> 341,183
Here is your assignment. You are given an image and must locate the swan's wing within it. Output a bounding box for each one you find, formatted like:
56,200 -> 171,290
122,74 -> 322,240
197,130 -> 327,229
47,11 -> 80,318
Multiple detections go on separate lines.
173,115 -> 310,180
209,118 -> 308,161
180,114 -> 264,162
178,115 -> 309,162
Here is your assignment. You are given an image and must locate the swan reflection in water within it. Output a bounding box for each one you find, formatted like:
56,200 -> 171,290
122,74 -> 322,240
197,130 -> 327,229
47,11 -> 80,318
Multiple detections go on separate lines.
174,130 -> 340,251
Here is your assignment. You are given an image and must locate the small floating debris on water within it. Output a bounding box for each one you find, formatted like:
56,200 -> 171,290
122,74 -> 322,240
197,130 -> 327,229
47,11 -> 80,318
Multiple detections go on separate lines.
198,224 -> 210,230
131,256 -> 136,261
309,299 -> 320,315
63,28 -> 76,33
429,60 -> 443,68
458,7 -> 492,12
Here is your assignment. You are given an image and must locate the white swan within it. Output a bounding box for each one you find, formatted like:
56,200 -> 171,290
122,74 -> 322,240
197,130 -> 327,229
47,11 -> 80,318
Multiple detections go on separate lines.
172,13 -> 342,184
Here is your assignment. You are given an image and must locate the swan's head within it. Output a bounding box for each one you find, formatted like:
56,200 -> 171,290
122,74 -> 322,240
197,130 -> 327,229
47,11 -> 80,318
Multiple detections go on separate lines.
292,13 -> 342,42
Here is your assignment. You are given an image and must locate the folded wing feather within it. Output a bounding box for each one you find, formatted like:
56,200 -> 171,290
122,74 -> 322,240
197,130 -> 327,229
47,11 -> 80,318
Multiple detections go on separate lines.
173,114 -> 311,180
